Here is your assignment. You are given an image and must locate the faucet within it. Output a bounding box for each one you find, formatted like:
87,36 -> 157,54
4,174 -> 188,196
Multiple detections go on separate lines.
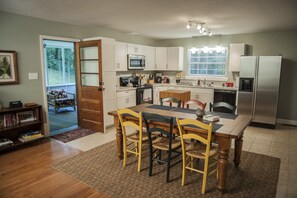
203,78 -> 206,86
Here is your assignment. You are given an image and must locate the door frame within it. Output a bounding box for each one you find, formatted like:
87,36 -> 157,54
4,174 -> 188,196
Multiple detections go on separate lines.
39,35 -> 80,136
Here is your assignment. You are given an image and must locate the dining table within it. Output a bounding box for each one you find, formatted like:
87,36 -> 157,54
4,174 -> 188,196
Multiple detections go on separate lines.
108,103 -> 252,193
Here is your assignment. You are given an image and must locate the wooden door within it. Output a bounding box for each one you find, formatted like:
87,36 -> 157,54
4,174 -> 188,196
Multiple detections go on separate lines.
75,40 -> 104,132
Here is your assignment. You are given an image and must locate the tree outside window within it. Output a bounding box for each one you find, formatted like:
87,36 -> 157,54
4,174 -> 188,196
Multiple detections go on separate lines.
45,42 -> 75,86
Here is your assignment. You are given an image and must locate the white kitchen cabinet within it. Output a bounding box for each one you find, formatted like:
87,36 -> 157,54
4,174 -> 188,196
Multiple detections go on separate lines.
116,90 -> 136,109
167,47 -> 184,71
127,43 -> 143,55
155,47 -> 167,70
143,45 -> 156,71
229,43 -> 247,72
115,42 -> 128,71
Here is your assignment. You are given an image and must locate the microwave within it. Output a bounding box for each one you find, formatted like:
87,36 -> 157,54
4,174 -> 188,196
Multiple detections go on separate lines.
127,54 -> 145,70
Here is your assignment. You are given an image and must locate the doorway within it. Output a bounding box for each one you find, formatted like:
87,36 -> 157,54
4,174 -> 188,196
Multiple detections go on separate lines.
43,39 -> 78,136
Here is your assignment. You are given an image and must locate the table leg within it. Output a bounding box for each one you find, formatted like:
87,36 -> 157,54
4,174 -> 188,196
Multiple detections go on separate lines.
217,137 -> 230,193
114,117 -> 123,159
234,135 -> 243,168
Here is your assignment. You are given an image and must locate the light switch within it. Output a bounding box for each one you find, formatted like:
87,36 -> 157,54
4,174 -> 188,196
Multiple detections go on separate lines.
28,72 -> 38,80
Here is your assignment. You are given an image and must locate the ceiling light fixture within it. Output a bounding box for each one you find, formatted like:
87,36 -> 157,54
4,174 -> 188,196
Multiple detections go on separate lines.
186,20 -> 212,36
186,22 -> 192,29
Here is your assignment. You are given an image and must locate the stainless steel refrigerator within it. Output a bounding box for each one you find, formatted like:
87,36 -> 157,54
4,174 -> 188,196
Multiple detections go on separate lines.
237,56 -> 282,126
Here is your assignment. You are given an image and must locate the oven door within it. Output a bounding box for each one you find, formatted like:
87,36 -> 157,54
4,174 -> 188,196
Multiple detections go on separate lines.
136,86 -> 153,105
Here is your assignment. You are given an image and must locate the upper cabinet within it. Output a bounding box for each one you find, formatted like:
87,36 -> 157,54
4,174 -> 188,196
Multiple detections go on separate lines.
115,42 -> 184,72
167,47 -> 184,71
155,47 -> 184,71
143,45 -> 156,71
127,43 -> 143,55
229,43 -> 247,72
115,42 -> 128,71
155,47 -> 167,70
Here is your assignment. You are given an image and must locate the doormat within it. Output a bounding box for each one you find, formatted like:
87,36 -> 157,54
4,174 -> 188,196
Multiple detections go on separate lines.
51,128 -> 96,143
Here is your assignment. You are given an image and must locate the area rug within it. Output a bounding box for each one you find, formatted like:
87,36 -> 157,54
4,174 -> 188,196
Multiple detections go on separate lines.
51,128 -> 96,143
53,141 -> 280,198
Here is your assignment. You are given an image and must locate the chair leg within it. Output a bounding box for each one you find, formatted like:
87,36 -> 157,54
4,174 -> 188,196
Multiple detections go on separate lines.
190,156 -> 194,172
158,150 -> 162,165
149,147 -> 153,176
135,142 -> 138,157
201,160 -> 209,194
123,138 -> 127,168
182,154 -> 186,186
137,141 -> 142,172
166,150 -> 172,182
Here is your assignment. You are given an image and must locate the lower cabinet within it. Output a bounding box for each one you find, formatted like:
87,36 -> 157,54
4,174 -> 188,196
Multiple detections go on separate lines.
116,90 -> 136,109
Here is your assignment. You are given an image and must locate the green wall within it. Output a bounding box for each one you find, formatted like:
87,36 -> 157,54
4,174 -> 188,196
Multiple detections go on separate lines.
0,11 -> 156,108
0,11 -> 296,122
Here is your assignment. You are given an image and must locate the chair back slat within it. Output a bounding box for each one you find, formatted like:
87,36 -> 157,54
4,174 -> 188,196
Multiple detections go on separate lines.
184,99 -> 206,110
209,102 -> 236,114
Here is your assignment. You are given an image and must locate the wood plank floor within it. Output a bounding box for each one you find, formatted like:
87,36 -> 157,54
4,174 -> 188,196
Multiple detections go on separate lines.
0,139 -> 107,198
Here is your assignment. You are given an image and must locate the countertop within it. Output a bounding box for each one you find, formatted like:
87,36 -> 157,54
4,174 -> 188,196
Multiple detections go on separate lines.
116,83 -> 238,92
152,83 -> 238,91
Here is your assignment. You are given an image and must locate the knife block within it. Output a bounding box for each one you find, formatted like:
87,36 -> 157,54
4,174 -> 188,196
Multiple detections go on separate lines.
147,79 -> 154,84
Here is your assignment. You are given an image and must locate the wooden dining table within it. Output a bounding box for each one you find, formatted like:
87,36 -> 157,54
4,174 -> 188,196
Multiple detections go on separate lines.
108,103 -> 252,193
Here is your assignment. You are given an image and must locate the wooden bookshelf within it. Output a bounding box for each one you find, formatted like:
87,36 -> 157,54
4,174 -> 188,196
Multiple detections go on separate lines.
0,105 -> 44,152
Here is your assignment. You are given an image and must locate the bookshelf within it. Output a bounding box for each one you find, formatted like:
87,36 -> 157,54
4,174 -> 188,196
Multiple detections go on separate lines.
0,105 -> 44,152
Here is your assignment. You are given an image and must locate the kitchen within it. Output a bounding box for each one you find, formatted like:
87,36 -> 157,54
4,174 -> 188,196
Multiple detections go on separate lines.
1,1 -> 297,197
115,42 -> 279,127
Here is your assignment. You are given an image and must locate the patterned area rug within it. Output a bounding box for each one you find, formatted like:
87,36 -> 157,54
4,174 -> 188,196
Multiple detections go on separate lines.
51,128 -> 96,143
53,141 -> 280,197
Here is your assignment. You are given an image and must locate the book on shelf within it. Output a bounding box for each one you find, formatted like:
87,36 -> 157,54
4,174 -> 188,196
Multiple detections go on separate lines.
0,138 -> 14,147
17,111 -> 36,123
18,131 -> 44,142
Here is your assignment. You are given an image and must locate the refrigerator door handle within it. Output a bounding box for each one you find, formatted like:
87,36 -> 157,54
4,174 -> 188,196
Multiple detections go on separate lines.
251,57 -> 258,120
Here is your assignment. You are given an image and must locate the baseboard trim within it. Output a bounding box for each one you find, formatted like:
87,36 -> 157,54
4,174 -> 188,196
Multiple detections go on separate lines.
277,118 -> 297,126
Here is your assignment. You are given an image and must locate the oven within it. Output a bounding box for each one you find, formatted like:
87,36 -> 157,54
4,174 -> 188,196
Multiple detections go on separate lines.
136,85 -> 153,105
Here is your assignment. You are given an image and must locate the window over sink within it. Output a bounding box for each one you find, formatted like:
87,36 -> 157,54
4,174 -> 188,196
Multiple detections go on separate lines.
187,47 -> 228,78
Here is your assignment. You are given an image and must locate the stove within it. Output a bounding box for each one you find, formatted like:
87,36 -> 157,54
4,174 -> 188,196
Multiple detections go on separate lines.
136,84 -> 153,105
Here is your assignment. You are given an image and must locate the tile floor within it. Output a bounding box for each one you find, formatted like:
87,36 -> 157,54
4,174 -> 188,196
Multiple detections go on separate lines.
64,124 -> 297,198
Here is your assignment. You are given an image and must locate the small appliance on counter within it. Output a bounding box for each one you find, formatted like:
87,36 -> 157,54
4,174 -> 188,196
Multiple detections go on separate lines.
176,72 -> 181,83
119,76 -> 130,86
155,73 -> 163,83
225,82 -> 234,87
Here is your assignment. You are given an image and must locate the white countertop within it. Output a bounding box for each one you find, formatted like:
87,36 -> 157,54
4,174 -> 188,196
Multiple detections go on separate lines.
152,83 -> 238,91
117,84 -> 238,92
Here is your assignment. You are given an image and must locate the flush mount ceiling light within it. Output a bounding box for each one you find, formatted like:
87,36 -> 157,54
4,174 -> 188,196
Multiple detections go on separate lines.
186,20 -> 212,36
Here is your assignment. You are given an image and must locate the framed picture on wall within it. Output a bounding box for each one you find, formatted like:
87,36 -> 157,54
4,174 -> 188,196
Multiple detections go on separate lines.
0,50 -> 19,85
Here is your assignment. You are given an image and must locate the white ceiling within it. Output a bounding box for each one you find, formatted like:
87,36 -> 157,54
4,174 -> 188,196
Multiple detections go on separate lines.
1,0 -> 297,39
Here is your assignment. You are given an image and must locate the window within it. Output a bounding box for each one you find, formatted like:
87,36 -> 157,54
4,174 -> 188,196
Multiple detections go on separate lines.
44,40 -> 75,86
188,47 -> 228,77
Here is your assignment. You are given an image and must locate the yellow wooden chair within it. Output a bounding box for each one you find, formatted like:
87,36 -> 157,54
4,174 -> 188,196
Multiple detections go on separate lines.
176,118 -> 218,194
117,108 -> 148,172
